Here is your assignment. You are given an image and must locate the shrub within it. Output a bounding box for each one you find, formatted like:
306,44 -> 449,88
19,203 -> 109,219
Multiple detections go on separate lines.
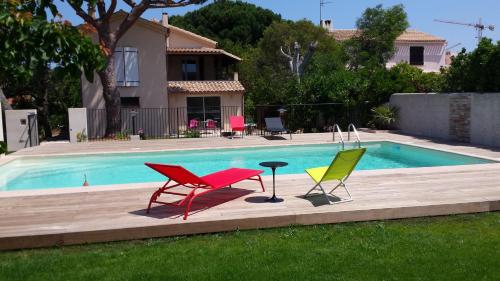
368,105 -> 399,130
184,130 -> 201,138
0,141 -> 6,154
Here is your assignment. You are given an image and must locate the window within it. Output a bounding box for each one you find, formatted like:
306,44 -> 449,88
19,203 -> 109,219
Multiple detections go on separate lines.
186,96 -> 221,124
182,59 -> 198,81
120,97 -> 140,108
410,46 -> 424,66
114,47 -> 139,87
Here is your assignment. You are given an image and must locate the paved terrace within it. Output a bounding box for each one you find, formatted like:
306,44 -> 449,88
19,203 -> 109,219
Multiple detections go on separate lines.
0,132 -> 499,250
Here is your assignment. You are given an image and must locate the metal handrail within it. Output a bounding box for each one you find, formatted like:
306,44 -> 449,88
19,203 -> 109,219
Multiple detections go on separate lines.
347,123 -> 361,148
332,124 -> 345,150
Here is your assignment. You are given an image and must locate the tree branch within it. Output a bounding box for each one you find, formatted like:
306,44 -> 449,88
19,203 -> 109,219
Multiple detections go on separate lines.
149,0 -> 205,8
104,0 -> 118,18
67,0 -> 100,29
114,0 -> 150,41
123,0 -> 137,8
96,0 -> 106,19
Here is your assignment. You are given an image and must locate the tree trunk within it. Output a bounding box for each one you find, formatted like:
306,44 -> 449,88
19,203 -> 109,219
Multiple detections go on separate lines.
98,58 -> 121,136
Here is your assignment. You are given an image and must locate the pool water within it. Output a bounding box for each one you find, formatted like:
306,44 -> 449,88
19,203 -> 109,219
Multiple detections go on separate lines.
0,142 -> 493,191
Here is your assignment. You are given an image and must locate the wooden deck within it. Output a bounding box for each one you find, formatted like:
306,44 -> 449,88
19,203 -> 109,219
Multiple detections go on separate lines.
1,132 -> 500,250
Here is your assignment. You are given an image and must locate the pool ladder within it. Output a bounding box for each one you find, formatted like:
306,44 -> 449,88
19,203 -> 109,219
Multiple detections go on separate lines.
333,123 -> 361,150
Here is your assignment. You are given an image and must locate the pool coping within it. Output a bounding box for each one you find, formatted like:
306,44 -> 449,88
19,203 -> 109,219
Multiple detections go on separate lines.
0,138 -> 498,198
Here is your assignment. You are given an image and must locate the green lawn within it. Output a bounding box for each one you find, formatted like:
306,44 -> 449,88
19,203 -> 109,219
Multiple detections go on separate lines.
1,212 -> 499,281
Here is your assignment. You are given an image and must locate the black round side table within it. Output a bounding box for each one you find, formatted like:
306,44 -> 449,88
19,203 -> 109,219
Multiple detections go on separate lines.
259,161 -> 288,202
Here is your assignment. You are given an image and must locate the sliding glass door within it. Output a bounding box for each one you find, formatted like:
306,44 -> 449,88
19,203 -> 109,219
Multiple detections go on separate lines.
186,96 -> 221,126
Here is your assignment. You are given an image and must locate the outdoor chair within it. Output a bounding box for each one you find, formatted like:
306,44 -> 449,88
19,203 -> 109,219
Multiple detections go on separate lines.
304,148 -> 366,204
205,119 -> 217,135
145,163 -> 265,220
264,117 -> 292,139
230,116 -> 245,138
189,119 -> 199,129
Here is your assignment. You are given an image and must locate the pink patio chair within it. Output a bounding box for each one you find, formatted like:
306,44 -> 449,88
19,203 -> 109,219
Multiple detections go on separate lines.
229,116 -> 245,138
145,163 -> 265,220
188,119 -> 199,129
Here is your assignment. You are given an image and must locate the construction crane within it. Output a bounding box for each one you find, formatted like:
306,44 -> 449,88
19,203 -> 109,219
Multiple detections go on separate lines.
320,0 -> 332,23
434,18 -> 495,44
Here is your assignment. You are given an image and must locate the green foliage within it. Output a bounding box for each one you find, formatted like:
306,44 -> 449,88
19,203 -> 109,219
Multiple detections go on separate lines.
0,141 -> 6,154
442,38 -> 500,92
76,130 -> 87,142
345,4 -> 409,68
241,20 -> 343,110
368,104 -> 399,129
170,0 -> 281,52
388,62 -> 443,93
1,212 -> 499,280
0,0 -> 105,84
184,130 -> 201,138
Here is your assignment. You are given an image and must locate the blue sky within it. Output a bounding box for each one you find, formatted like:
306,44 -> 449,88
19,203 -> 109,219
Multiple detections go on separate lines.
57,0 -> 500,52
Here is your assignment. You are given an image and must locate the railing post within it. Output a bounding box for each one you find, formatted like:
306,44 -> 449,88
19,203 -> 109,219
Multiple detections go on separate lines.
176,107 -> 180,139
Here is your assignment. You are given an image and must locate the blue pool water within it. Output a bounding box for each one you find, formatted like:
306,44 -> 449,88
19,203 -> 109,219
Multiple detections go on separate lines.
0,141 -> 493,191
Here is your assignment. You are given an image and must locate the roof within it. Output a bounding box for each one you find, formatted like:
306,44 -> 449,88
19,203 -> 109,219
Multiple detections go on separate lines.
167,47 -> 241,61
330,29 -> 446,43
168,81 -> 245,94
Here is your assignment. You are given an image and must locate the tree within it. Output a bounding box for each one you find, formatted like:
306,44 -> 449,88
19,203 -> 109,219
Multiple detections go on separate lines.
344,4 -> 408,69
240,20 -> 343,109
170,0 -> 281,52
442,38 -> 500,92
57,0 -> 206,136
0,0 -> 104,138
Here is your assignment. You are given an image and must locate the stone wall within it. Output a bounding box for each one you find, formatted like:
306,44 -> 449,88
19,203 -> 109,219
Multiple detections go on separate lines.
390,93 -> 500,147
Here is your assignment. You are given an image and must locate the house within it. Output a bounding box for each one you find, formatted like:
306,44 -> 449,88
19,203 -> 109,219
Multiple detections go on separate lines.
321,20 -> 448,72
80,11 -> 244,136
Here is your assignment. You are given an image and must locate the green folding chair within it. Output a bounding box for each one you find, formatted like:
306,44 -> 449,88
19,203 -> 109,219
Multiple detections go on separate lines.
304,148 -> 366,204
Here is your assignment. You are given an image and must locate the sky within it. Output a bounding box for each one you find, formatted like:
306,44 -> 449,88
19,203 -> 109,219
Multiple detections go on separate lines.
56,0 -> 500,52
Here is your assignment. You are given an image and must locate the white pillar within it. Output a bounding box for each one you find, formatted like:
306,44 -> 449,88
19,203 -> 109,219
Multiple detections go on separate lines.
69,108 -> 88,143
5,109 -> 38,151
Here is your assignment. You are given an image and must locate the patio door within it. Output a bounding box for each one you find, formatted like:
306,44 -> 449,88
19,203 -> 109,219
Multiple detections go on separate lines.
186,96 -> 221,125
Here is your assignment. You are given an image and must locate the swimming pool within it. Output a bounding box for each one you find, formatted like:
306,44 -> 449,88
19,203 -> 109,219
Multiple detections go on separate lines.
0,141 -> 494,191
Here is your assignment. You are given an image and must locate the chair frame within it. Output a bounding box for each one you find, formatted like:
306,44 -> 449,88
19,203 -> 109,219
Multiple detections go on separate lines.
304,148 -> 365,204
304,177 -> 353,204
146,165 -> 265,220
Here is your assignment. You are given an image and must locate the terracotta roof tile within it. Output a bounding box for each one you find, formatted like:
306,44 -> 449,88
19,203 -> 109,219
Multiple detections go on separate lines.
168,81 -> 245,94
330,29 -> 446,43
167,48 -> 241,61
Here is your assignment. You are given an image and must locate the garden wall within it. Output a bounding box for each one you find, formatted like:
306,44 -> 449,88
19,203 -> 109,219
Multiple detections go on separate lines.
390,93 -> 500,147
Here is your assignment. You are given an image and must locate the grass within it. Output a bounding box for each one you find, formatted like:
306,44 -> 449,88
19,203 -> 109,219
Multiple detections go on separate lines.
1,212 -> 499,281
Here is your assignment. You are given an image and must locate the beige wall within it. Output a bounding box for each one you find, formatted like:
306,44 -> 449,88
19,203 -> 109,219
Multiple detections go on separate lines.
168,27 -> 216,49
81,22 -> 168,109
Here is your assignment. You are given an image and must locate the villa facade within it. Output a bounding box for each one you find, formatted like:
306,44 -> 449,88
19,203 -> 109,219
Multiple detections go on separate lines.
81,11 -> 244,136
322,20 -> 448,72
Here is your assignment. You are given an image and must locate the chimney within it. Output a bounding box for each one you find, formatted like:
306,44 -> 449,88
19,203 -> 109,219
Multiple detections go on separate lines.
161,12 -> 169,27
321,19 -> 333,32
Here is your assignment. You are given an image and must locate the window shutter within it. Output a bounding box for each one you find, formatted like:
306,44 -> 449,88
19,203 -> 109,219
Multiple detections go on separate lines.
113,47 -> 125,86
124,47 -> 139,86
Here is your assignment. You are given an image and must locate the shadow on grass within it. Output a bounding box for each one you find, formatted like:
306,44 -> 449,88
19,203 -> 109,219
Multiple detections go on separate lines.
130,188 -> 253,219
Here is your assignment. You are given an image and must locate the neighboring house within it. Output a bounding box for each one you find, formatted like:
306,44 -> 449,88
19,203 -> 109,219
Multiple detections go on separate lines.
322,20 -> 448,72
80,11 -> 243,136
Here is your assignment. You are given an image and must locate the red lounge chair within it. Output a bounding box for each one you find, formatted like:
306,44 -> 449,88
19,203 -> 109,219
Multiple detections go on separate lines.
145,163 -> 265,220
230,116 -> 245,138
